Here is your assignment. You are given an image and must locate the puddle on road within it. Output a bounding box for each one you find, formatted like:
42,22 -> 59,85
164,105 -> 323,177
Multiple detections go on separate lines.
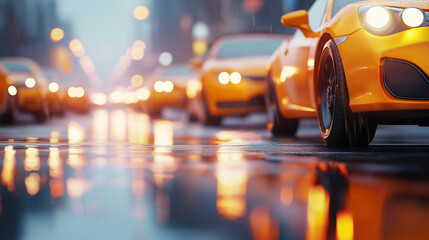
0,109 -> 429,240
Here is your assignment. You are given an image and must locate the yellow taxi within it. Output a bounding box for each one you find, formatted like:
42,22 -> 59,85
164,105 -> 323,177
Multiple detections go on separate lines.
0,63 -> 18,124
267,0 -> 429,146
142,64 -> 195,116
66,83 -> 90,114
42,69 -> 66,117
0,57 -> 49,123
190,34 -> 284,125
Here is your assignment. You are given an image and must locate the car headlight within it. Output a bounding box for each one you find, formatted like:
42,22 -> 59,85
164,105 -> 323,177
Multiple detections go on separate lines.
25,78 -> 36,88
153,81 -> 174,93
218,72 -> 230,85
402,8 -> 425,27
137,87 -> 150,101
360,6 -> 428,36
68,87 -> 85,98
365,6 -> 391,30
164,81 -> 174,93
8,86 -> 17,96
154,81 -> 164,93
230,72 -> 242,84
48,82 -> 60,93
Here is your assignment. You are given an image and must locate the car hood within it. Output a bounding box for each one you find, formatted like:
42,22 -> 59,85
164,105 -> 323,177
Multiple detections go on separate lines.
204,56 -> 271,76
362,0 -> 429,10
8,73 -> 34,84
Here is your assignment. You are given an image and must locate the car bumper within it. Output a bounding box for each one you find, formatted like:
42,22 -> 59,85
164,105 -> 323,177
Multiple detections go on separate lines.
339,27 -> 429,113
204,77 -> 265,116
149,88 -> 186,110
17,87 -> 44,111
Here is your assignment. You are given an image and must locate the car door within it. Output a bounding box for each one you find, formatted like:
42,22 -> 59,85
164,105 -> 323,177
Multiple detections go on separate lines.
275,0 -> 330,117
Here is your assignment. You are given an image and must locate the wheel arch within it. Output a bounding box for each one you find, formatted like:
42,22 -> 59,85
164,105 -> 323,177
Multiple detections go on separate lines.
314,33 -> 334,99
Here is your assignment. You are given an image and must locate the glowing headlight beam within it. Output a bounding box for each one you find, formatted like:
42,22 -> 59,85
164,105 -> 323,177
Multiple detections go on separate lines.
365,6 -> 391,30
48,82 -> 60,93
25,78 -> 36,88
402,8 -> 425,28
218,72 -> 230,85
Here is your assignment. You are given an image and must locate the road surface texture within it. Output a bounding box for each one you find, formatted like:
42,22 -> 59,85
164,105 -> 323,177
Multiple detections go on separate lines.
1,108 -> 429,240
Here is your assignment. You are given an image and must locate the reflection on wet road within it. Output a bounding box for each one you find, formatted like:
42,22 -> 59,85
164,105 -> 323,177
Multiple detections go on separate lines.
1,109 -> 429,240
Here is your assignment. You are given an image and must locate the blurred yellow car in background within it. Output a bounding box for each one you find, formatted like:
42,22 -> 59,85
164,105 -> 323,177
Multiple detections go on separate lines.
66,83 -> 90,114
0,63 -> 18,124
142,64 -> 196,116
42,68 -> 66,117
267,0 -> 429,146
190,34 -> 285,125
0,57 -> 49,123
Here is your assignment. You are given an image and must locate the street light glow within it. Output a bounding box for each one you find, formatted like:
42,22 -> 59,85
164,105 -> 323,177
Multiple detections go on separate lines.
50,28 -> 64,42
159,52 -> 173,66
133,6 -> 150,21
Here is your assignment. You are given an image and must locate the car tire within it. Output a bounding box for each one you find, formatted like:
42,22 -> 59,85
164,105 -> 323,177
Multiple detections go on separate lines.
316,39 -> 377,147
34,101 -> 49,124
199,91 -> 222,126
1,96 -> 18,125
265,72 -> 299,136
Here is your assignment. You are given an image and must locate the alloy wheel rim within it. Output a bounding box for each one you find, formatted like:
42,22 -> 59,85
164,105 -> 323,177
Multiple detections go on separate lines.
320,56 -> 336,135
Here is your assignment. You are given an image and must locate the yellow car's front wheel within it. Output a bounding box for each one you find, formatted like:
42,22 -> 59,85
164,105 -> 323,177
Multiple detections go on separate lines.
265,73 -> 299,136
199,90 -> 222,126
316,40 -> 376,147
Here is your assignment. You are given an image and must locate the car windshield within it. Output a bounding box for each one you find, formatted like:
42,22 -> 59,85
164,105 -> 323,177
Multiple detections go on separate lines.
1,61 -> 31,73
216,38 -> 283,59
332,0 -> 361,17
162,66 -> 193,76
42,71 -> 55,80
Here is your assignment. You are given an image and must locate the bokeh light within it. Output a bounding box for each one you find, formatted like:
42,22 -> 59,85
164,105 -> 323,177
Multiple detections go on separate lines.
131,74 -> 144,87
50,28 -> 64,42
133,6 -> 150,21
159,52 -> 173,66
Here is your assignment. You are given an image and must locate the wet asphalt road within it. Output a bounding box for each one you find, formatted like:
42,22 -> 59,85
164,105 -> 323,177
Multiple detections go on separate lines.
1,108 -> 429,240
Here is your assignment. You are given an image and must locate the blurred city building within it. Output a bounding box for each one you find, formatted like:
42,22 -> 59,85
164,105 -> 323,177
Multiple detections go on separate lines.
146,0 -> 315,64
0,0 -> 71,67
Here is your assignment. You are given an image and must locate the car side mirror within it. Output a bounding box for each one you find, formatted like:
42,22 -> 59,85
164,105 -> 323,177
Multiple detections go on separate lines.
281,10 -> 317,38
187,57 -> 204,69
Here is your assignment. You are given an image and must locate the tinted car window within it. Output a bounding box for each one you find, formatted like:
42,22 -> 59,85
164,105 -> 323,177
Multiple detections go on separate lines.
162,66 -> 193,76
1,61 -> 31,73
216,38 -> 283,59
308,0 -> 329,30
332,0 -> 360,17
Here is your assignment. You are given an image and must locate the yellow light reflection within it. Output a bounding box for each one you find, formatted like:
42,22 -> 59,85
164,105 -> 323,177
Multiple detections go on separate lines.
1,146 -> 16,192
93,109 -> 109,143
216,144 -> 247,220
280,66 -> 298,83
48,147 -> 63,178
25,173 -> 41,196
110,110 -> 127,143
68,122 -> 86,143
66,178 -> 86,198
306,185 -> 330,240
154,120 -> 174,146
50,179 -> 65,198
128,111 -> 150,144
153,120 -> 176,188
186,79 -> 202,99
337,211 -> 354,240
50,131 -> 61,143
67,148 -> 85,170
250,207 -> 279,240
24,147 -> 40,171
